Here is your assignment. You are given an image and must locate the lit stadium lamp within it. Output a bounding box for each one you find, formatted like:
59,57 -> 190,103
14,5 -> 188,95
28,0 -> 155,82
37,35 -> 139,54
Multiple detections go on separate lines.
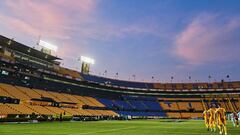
39,40 -> 58,52
81,56 -> 95,64
80,56 -> 94,74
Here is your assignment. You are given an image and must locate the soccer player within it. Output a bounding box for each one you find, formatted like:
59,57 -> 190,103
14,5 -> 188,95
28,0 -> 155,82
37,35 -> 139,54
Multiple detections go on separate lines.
208,107 -> 216,132
203,110 -> 210,131
232,111 -> 239,127
215,105 -> 227,135
238,111 -> 240,121
230,113 -> 236,127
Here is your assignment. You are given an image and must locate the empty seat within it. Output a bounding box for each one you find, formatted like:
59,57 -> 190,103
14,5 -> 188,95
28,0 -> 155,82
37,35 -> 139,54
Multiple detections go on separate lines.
0,104 -> 20,114
26,105 -> 55,115
0,83 -> 30,101
7,104 -> 35,115
16,86 -> 41,99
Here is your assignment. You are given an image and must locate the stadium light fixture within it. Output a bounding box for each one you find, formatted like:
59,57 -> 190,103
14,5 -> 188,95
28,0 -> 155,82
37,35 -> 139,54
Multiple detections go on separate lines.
39,40 -> 58,52
81,56 -> 95,64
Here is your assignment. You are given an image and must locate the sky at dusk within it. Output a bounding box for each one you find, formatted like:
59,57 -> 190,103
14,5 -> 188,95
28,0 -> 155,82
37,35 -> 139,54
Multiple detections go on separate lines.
0,0 -> 240,82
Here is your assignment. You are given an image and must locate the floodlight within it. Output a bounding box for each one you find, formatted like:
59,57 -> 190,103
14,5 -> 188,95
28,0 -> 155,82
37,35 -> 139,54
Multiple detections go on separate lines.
39,40 -> 57,51
81,56 -> 95,64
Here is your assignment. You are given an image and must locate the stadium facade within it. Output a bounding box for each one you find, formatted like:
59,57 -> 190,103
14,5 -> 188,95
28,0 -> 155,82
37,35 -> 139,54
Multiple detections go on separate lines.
0,35 -> 239,121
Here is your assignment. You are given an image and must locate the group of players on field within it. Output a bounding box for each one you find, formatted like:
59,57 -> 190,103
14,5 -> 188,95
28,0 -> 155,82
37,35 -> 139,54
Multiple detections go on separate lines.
203,105 -> 240,135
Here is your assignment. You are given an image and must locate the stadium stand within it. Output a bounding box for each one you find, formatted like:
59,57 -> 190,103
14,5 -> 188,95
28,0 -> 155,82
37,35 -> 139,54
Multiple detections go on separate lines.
0,35 -> 240,122
0,82 -> 117,117
80,73 -> 150,89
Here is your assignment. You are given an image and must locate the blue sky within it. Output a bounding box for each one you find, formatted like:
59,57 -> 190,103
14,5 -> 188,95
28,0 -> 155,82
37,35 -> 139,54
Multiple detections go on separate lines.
0,0 -> 240,82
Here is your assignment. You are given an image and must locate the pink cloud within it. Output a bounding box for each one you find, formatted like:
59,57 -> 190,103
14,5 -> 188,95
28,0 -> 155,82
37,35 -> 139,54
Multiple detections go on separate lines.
50,0 -> 96,13
1,0 -> 162,43
0,0 -> 165,65
0,14 -> 38,36
1,0 -> 96,39
0,0 -> 100,63
174,13 -> 240,65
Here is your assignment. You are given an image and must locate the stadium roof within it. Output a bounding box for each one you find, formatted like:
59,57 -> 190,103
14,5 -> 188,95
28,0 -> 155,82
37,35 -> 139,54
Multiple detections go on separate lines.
0,35 -> 61,62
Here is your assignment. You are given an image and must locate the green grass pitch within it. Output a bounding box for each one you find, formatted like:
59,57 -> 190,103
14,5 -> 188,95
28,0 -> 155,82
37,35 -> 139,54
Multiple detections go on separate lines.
0,120 -> 239,135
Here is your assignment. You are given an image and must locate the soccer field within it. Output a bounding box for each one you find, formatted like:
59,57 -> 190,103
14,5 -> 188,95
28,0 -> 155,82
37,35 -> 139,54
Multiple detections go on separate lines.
0,120 -> 239,135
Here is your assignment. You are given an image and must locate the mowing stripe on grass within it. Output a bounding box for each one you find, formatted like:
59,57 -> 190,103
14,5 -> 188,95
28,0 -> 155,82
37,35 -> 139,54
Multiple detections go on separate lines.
69,127 -> 137,135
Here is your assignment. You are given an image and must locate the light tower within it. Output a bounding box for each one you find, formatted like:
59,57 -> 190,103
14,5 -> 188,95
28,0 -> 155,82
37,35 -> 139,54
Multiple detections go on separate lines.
38,40 -> 57,55
80,56 -> 94,74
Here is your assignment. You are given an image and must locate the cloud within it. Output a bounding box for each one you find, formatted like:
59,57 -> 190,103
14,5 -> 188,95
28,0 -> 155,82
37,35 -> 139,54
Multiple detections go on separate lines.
0,0 -> 166,66
174,13 -> 240,65
0,0 -> 100,63
50,0 -> 96,13
0,0 -> 163,42
0,14 -> 39,36
79,25 -> 159,41
0,0 -> 96,39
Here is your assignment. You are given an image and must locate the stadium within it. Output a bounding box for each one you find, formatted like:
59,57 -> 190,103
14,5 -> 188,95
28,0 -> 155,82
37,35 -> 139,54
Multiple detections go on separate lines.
0,34 -> 239,134
1,1 -> 240,135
